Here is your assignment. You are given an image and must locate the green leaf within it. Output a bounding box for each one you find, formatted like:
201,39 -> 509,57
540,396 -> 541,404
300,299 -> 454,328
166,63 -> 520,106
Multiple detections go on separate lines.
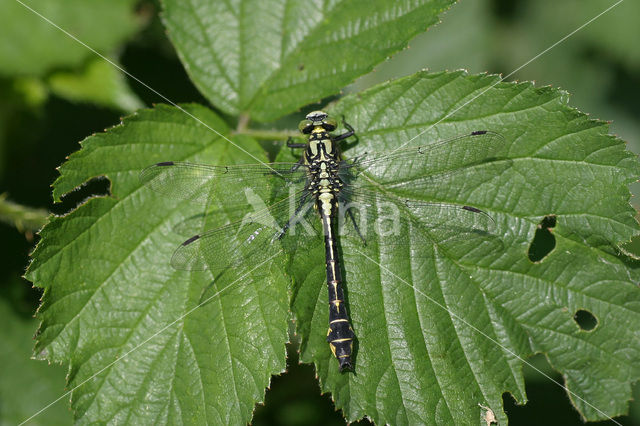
27,71 -> 640,425
27,104 -> 290,423
160,0 -> 455,122
0,0 -> 140,77
47,58 -> 144,112
290,71 -> 640,424
0,298 -> 71,425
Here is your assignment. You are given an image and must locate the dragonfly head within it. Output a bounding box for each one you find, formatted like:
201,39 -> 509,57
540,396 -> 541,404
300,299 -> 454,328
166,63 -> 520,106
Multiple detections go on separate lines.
299,110 -> 337,134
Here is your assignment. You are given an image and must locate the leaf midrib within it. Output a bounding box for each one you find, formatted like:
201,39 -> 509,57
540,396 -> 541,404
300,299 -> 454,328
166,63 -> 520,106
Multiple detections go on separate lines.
183,0 -> 237,93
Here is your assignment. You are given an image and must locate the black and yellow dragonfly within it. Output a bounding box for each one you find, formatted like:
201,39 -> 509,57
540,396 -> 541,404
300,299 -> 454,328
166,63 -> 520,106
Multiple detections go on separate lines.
140,111 -> 505,371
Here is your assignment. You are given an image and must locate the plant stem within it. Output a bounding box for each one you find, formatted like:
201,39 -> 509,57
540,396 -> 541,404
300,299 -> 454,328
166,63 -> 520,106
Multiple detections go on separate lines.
0,194 -> 48,233
236,113 -> 250,132
233,128 -> 302,141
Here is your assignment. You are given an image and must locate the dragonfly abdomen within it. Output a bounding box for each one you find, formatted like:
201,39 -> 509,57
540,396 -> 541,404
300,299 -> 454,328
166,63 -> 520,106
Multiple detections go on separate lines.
321,211 -> 355,371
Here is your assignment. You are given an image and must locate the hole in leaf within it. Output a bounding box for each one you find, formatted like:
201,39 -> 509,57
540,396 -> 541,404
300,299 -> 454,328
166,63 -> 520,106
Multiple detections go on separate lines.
51,176 -> 111,215
527,215 -> 557,262
574,309 -> 598,331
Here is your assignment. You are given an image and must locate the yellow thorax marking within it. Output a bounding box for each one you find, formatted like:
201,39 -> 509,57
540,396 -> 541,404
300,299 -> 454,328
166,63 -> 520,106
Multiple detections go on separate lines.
309,140 -> 318,156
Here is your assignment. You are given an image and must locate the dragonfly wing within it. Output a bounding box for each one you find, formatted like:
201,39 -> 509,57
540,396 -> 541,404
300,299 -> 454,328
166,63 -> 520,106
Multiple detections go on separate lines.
140,161 -> 307,205
341,131 -> 507,186
172,222 -> 282,272
337,188 -> 501,255
339,131 -> 510,206
171,189 -> 316,272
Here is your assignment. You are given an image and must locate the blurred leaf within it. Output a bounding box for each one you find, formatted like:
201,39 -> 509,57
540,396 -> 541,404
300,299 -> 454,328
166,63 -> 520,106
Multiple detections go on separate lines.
621,233 -> 640,259
0,0 -> 140,76
27,104 -> 290,423
0,298 -> 70,425
47,58 -> 144,112
12,78 -> 49,108
351,0 -> 494,91
160,0 -> 455,121
529,0 -> 640,69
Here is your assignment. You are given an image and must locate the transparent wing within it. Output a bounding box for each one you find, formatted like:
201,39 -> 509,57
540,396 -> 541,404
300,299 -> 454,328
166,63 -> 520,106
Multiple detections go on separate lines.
341,130 -> 506,186
339,130 -> 510,204
335,187 -> 503,260
171,189 -> 317,272
140,161 -> 308,204
338,187 -> 493,238
335,132 -> 506,252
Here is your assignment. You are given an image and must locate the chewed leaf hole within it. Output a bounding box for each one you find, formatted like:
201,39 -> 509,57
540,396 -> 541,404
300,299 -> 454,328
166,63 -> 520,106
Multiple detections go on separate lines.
527,215 -> 557,262
574,309 -> 598,331
52,176 -> 111,215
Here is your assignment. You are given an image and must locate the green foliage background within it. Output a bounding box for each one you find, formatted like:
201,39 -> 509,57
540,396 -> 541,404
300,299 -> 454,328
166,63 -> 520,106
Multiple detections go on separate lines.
0,0 -> 639,424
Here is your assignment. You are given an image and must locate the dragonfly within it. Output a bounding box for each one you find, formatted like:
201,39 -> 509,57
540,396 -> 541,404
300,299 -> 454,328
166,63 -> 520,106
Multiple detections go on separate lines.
140,111 -> 506,371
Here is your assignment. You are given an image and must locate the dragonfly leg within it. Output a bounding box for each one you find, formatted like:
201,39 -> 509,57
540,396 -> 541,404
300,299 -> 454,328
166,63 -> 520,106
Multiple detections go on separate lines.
287,136 -> 307,162
197,276 -> 223,307
333,116 -> 358,149
347,208 -> 367,246
275,192 -> 311,240
289,156 -> 305,172
286,136 -> 307,149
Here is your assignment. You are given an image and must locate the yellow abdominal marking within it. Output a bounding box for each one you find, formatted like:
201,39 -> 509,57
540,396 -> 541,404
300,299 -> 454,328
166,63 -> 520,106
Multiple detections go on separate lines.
329,280 -> 338,299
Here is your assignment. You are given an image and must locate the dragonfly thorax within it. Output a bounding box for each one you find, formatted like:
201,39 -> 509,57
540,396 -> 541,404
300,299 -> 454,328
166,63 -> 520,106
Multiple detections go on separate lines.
302,119 -> 343,218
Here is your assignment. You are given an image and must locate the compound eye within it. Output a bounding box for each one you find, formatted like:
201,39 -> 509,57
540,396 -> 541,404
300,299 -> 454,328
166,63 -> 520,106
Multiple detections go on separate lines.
298,119 -> 313,134
322,117 -> 337,131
